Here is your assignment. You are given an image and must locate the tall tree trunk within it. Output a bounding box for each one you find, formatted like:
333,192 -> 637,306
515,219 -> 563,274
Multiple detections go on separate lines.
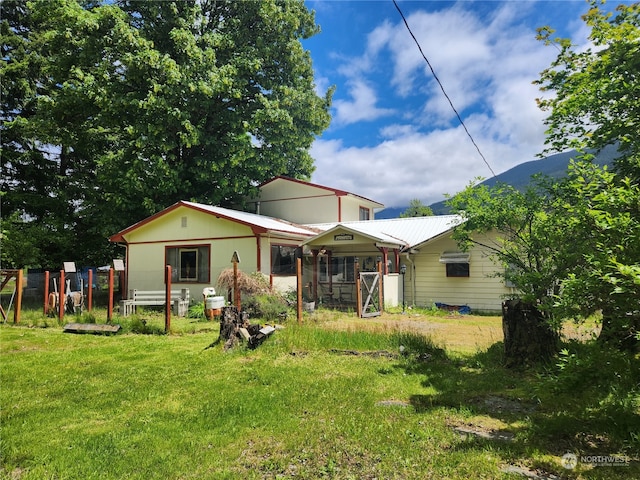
502,299 -> 558,367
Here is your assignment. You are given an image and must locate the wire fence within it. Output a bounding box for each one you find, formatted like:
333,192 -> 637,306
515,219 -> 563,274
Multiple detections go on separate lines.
19,269 -> 124,309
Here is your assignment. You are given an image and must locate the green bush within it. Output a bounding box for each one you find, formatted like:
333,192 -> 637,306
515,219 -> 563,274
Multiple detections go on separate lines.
242,293 -> 288,322
187,302 -> 206,320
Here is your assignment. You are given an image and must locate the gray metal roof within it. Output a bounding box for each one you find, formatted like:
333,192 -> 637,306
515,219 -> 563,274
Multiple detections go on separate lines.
182,201 -> 318,236
304,215 -> 463,249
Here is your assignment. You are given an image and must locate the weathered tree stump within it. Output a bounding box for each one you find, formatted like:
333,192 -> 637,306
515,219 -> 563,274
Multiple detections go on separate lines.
217,306 -> 274,350
502,299 -> 558,367
219,306 -> 250,350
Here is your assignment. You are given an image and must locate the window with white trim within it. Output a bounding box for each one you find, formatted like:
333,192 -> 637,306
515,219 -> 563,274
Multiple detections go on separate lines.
439,252 -> 470,278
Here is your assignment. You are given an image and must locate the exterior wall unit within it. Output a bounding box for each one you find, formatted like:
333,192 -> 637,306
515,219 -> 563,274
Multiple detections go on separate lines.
382,273 -> 400,307
411,235 -> 513,312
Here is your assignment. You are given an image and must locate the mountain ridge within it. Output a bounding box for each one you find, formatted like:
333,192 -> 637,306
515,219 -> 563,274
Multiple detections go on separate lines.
376,145 -> 619,218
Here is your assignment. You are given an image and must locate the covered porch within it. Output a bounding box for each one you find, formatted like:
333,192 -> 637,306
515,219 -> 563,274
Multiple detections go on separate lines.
300,224 -> 408,311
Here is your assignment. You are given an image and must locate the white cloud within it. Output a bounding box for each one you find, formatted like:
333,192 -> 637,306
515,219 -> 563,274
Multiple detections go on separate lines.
309,1 -> 586,208
332,79 -> 395,125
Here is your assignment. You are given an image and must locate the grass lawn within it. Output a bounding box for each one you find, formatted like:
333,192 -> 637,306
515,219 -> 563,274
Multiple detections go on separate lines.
1,307 -> 638,479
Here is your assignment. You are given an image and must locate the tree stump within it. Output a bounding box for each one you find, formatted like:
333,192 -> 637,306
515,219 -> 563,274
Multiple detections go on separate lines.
502,299 -> 558,367
219,306 -> 250,350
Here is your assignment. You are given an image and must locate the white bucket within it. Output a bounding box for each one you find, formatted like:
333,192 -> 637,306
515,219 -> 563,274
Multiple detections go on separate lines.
205,296 -> 226,309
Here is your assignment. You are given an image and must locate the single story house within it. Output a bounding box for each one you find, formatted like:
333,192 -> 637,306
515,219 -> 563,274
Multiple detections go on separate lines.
300,217 -> 514,312
108,200 -> 318,297
110,177 -> 515,313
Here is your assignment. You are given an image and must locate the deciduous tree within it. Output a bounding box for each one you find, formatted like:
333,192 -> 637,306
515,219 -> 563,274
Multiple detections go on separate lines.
536,1 -> 640,350
1,0 -> 332,268
399,199 -> 433,218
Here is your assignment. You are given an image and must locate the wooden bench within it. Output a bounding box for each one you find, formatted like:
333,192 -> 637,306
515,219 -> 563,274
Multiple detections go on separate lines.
120,289 -> 190,317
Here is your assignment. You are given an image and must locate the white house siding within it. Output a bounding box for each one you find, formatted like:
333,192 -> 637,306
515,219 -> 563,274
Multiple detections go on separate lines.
256,180 -> 340,224
123,207 -> 260,294
411,235 -> 514,313
255,178 -> 382,224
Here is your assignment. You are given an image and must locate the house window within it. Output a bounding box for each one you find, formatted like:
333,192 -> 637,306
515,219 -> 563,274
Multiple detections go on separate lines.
439,252 -> 470,278
359,207 -> 370,220
446,263 -> 470,278
166,245 -> 210,283
271,245 -> 301,275
319,256 -> 356,283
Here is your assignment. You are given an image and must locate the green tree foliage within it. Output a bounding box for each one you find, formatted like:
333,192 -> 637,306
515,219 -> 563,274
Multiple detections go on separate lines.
536,2 -> 640,181
399,199 -> 433,218
447,179 -> 564,319
1,0 -> 332,268
536,1 -> 640,349
551,161 -> 640,349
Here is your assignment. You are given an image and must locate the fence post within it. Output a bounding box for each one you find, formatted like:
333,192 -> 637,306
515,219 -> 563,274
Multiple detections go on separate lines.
59,270 -> 65,322
296,257 -> 302,325
43,271 -> 50,316
87,269 -> 93,311
107,268 -> 114,323
13,269 -> 23,324
165,265 -> 171,333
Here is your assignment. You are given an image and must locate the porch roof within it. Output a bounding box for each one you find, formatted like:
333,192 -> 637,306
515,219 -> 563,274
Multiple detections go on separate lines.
301,215 -> 463,250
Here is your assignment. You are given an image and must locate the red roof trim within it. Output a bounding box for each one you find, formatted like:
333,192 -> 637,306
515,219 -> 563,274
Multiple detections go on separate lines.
109,202 -> 184,243
109,200 -> 297,244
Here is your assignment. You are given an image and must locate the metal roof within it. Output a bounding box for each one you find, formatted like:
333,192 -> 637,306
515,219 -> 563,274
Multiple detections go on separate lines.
109,201 -> 317,243
303,215 -> 463,249
181,201 -> 318,236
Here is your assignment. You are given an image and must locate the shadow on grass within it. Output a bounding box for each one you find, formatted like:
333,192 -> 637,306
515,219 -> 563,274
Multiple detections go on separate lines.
397,337 -> 640,474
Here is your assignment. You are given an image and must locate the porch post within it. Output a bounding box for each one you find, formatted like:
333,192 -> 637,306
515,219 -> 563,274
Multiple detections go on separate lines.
377,260 -> 384,314
311,249 -> 319,303
327,250 -> 333,294
355,258 -> 362,317
377,247 -> 389,274
296,257 -> 302,325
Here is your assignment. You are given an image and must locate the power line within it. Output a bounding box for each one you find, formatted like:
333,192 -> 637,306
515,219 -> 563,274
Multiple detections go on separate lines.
392,0 -> 497,178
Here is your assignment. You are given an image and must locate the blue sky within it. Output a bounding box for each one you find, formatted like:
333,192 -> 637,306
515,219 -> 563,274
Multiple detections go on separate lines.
301,0 -> 609,209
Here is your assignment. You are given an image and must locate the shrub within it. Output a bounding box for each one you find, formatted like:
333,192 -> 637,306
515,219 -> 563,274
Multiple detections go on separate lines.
216,269 -> 272,296
242,293 -> 288,322
188,302 -> 206,320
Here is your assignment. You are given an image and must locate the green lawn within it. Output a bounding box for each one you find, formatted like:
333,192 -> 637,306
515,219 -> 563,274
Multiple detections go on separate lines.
1,309 -> 638,479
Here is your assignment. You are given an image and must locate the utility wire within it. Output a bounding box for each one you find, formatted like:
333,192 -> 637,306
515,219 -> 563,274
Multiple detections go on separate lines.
392,0 -> 497,178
